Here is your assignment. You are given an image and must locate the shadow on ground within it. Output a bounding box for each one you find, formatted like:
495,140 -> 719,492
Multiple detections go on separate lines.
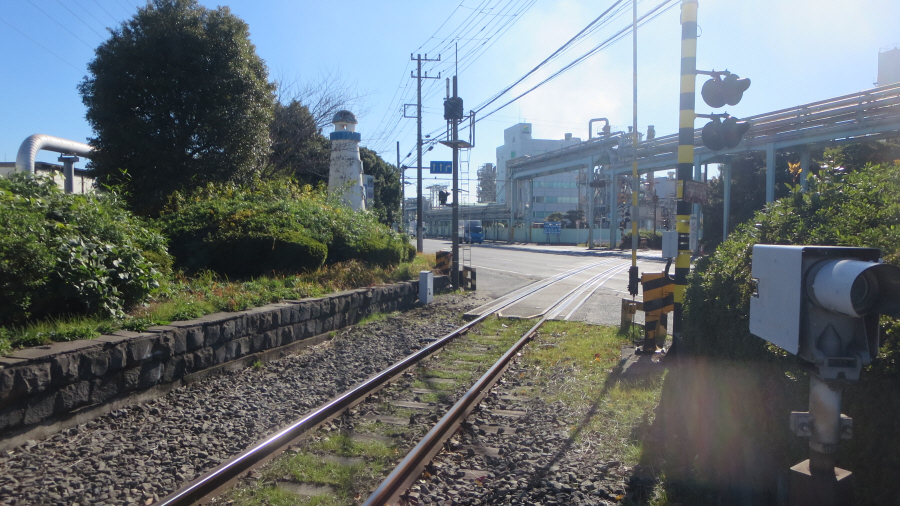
628,356 -> 900,506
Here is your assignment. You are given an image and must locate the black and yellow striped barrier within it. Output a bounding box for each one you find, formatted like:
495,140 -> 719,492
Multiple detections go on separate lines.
436,250 -> 452,276
462,266 -> 477,291
641,272 -> 674,353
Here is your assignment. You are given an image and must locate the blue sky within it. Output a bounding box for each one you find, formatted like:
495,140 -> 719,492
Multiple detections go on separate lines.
2,0 -> 898,202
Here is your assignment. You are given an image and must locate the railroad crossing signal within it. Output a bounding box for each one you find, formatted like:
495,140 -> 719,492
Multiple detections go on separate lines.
701,73 -> 751,108
698,70 -> 752,151
701,115 -> 751,151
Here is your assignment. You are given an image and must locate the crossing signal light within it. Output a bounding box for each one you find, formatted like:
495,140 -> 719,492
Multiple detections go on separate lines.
438,190 -> 449,205
702,116 -> 751,151
701,73 -> 751,108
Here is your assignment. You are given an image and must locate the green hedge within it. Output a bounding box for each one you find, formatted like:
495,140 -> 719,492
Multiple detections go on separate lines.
157,178 -> 412,277
208,231 -> 327,278
679,164 -> 900,505
0,174 -> 169,324
684,163 -> 900,365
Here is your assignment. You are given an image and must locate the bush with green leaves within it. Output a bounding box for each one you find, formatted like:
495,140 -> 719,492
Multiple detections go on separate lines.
156,178 -> 412,277
0,174 -> 170,324
684,163 -> 900,366
619,230 -> 663,249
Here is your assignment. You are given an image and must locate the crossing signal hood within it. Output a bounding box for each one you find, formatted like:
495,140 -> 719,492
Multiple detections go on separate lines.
701,73 -> 751,108
702,116 -> 751,151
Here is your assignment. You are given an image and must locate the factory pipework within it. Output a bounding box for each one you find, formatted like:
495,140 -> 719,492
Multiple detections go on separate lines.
14,134 -> 94,193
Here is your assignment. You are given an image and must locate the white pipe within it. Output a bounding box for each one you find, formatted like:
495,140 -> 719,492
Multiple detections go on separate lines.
15,134 -> 93,174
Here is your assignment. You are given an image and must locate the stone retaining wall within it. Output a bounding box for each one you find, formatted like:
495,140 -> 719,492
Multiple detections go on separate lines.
0,276 -> 449,438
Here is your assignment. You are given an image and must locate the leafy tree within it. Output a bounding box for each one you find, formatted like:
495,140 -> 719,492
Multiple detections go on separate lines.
79,0 -> 275,215
267,100 -> 330,184
702,138 -> 900,252
700,152 -> 796,251
546,212 -> 565,223
360,147 -> 401,226
564,208 -> 585,228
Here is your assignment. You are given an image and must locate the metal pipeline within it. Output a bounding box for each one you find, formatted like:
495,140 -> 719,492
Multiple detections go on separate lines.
588,118 -> 610,139
15,134 -> 93,174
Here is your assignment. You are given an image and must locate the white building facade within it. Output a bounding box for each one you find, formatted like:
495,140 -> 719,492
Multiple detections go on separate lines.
495,123 -> 583,221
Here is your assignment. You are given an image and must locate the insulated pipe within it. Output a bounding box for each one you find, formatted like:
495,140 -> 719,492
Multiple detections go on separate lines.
588,118 -> 610,140
16,134 -> 93,174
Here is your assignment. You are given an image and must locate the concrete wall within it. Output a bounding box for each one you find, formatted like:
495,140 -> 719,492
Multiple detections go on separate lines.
0,277 -> 449,438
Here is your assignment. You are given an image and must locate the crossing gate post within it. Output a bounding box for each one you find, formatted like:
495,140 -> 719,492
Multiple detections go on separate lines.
436,250 -> 452,276
640,272 -> 675,353
462,266 -> 477,291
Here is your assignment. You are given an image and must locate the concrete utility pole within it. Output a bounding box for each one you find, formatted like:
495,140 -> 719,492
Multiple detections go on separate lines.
397,141 -> 403,233
410,53 -> 441,253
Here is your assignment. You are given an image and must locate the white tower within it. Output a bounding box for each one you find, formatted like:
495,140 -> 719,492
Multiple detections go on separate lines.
328,110 -> 366,211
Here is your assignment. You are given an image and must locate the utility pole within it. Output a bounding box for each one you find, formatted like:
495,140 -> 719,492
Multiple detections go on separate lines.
627,0 -> 640,299
397,141 -> 403,234
410,53 -> 441,253
440,75 -> 471,289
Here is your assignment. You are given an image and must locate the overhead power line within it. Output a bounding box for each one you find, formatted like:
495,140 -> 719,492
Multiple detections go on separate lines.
25,0 -> 96,50
476,0 -> 678,122
55,0 -> 106,39
473,0 -> 626,114
0,16 -> 82,71
394,0 -> 678,168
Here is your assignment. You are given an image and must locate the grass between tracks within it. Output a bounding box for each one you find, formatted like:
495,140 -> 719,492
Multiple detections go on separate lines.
526,322 -> 668,504
222,317 -> 668,505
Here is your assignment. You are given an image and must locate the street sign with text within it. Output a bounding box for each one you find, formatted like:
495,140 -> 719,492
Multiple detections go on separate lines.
430,161 -> 452,174
544,221 -> 562,234
681,180 -> 709,205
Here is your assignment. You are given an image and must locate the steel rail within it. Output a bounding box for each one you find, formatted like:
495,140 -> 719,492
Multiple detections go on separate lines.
154,265 -> 604,506
471,258 -> 614,316
546,261 -> 634,320
363,274 -> 601,505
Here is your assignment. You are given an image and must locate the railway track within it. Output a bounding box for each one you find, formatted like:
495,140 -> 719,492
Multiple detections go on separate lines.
156,260 -> 635,505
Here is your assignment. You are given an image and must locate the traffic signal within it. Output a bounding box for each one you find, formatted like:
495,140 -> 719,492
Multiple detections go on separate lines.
701,73 -> 751,108
438,190 -> 449,205
444,97 -> 464,120
701,116 -> 751,151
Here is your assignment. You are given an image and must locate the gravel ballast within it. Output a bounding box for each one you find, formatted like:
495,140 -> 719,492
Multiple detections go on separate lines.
0,293 -> 486,506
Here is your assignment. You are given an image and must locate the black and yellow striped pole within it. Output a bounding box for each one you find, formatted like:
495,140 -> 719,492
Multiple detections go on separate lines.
672,0 -> 698,351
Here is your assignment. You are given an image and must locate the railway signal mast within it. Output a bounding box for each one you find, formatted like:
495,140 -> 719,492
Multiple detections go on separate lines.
698,71 -> 752,151
672,0 -> 751,353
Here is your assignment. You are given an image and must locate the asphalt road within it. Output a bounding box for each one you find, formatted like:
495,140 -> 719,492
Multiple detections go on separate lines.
421,238 -> 669,327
